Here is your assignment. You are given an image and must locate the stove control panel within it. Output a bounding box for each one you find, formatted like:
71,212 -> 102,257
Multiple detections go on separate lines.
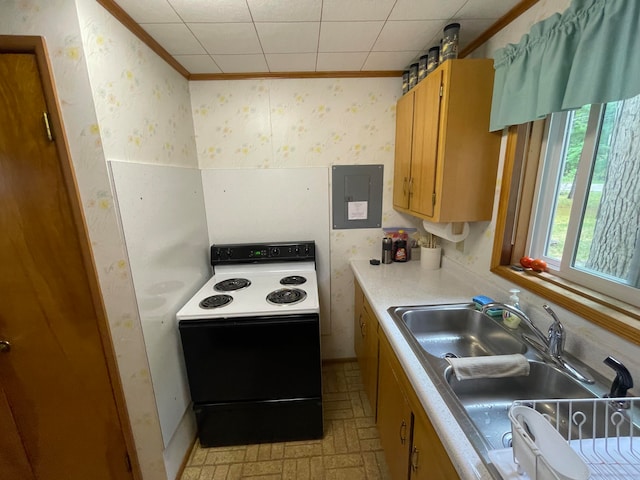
211,241 -> 315,265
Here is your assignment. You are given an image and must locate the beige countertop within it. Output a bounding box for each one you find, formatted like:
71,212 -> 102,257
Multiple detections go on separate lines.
350,258 -> 497,480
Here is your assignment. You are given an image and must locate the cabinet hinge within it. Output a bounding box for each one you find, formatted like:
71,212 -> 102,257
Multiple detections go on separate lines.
42,112 -> 54,142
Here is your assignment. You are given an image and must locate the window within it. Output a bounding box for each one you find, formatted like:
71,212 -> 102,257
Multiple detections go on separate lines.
530,96 -> 640,308
491,95 -> 640,345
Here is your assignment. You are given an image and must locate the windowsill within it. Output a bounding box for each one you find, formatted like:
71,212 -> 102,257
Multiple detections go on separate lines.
491,265 -> 640,345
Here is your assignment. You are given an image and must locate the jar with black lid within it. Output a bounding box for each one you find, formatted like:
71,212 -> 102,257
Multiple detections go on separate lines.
417,55 -> 428,82
442,22 -> 460,61
426,46 -> 439,74
401,71 -> 409,94
408,63 -> 418,90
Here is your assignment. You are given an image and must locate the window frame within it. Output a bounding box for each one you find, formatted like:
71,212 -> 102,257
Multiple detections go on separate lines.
490,122 -> 640,346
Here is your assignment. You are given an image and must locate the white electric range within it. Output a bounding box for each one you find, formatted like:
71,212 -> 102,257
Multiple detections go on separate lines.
177,241 -> 323,447
176,261 -> 319,320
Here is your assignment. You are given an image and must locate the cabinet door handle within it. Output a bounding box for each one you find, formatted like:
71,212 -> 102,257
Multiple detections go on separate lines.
408,178 -> 414,196
399,419 -> 407,444
411,446 -> 420,471
358,315 -> 366,337
403,177 -> 407,196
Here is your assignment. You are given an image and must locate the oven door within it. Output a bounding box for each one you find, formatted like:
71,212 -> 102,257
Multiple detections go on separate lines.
178,313 -> 321,404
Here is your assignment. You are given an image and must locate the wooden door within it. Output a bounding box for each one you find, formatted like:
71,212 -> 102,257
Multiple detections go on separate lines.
0,51 -> 134,479
393,91 -> 414,210
377,344 -> 411,480
409,70 -> 442,219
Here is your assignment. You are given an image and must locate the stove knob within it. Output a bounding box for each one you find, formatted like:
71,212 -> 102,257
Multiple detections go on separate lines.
270,247 -> 280,257
225,248 -> 232,258
294,246 -> 300,255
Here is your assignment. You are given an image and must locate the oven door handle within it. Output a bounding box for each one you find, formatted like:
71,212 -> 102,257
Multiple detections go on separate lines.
179,314 -> 319,329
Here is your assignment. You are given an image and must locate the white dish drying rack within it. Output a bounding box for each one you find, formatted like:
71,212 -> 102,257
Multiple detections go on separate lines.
489,397 -> 640,480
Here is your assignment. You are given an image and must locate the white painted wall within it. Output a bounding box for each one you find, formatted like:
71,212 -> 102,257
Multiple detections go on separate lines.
109,162 -> 209,467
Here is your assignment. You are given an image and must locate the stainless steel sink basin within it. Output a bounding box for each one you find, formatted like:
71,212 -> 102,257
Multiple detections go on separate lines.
390,304 -> 526,359
387,303 -> 611,473
446,361 -> 600,449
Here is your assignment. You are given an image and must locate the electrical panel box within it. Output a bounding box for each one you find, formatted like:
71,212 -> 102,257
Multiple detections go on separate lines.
332,165 -> 383,229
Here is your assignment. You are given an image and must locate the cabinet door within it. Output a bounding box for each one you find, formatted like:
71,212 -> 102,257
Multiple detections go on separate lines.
362,304 -> 378,415
377,346 -> 412,480
393,91 -> 414,210
354,281 -> 365,364
410,70 -> 442,218
410,407 -> 459,480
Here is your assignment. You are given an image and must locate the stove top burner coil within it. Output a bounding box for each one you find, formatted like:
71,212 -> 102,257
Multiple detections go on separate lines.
266,288 -> 307,305
280,275 -> 307,286
199,294 -> 233,309
214,278 -> 251,292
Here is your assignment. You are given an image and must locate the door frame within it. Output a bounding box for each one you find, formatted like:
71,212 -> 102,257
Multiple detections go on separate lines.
0,34 -> 141,479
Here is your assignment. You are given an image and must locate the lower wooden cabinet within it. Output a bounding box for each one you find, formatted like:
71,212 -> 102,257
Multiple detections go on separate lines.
410,406 -> 459,480
377,345 -> 413,479
378,329 -> 459,480
353,279 -> 459,480
354,280 -> 378,415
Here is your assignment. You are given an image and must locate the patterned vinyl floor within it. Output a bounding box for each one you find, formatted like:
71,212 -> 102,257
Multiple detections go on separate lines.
180,361 -> 391,480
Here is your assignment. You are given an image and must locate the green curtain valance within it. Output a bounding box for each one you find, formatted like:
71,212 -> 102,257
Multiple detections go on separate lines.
490,0 -> 640,132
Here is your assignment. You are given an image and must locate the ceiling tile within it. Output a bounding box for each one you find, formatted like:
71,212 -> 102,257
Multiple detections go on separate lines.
106,0 -> 520,74
213,54 -> 269,73
455,19 -> 496,50
321,0 -> 396,21
319,22 -> 384,52
388,0 -> 467,21
189,23 -> 261,54
255,22 -> 320,54
316,52 -> 368,71
167,0 -> 251,22
247,0 -> 321,22
265,53 -> 317,72
362,51 -> 422,71
142,23 -> 206,55
456,0 -> 522,19
114,0 -> 180,23
373,20 -> 442,52
173,54 -> 222,73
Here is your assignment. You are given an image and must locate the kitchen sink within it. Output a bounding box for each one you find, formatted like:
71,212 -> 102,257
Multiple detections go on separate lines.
387,303 -> 612,471
390,304 -> 526,359
446,361 -> 601,449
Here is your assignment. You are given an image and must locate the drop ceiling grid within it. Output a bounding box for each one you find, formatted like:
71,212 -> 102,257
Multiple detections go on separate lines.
112,0 -> 524,74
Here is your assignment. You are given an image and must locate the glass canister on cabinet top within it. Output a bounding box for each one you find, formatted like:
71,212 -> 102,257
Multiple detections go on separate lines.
441,22 -> 460,61
426,46 -> 439,74
402,70 -> 409,94
408,63 -> 418,90
417,54 -> 428,82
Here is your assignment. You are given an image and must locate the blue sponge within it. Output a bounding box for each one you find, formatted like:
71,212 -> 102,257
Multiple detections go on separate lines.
472,295 -> 502,317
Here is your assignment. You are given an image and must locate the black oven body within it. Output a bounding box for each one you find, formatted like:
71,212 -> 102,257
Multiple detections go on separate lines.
179,313 -> 323,447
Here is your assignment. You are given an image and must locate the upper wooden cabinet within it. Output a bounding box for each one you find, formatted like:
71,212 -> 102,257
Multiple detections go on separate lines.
393,59 -> 501,223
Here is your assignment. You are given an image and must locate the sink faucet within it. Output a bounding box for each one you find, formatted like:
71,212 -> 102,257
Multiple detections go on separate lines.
481,302 -> 549,351
481,302 -> 594,383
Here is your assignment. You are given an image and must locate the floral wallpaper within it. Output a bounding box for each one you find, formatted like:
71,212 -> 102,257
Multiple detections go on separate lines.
190,78 -> 420,358
79,1 -> 197,167
1,0 -> 176,479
